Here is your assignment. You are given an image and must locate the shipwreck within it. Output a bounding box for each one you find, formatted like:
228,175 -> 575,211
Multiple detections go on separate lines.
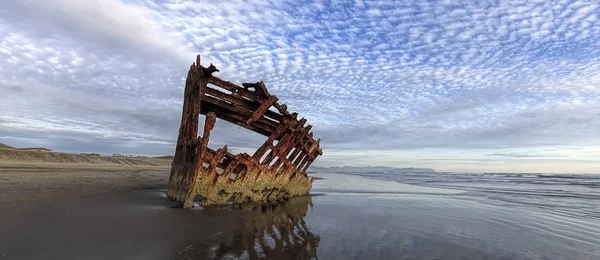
167,55 -> 322,207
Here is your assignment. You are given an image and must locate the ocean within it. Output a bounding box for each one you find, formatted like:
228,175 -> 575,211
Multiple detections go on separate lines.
207,171 -> 600,259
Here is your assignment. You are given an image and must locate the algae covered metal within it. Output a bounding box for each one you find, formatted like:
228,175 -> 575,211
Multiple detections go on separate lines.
167,55 -> 322,207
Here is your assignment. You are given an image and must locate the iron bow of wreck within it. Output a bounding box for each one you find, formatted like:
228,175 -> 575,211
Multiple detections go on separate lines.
167,55 -> 323,207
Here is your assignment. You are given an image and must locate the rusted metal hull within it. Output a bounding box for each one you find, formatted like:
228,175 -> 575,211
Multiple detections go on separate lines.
167,55 -> 322,207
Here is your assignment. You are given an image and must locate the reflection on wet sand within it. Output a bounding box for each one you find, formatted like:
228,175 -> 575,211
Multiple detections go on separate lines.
201,196 -> 319,259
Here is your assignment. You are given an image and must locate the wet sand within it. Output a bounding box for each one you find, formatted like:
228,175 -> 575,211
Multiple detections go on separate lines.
309,173 -> 600,260
1,165 -> 599,259
0,164 -> 238,259
0,164 -> 320,259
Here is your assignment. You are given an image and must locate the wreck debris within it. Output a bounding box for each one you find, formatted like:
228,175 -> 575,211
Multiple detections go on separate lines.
167,55 -> 322,207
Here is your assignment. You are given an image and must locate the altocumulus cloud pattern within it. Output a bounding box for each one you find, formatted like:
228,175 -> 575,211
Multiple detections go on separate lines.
0,0 -> 599,172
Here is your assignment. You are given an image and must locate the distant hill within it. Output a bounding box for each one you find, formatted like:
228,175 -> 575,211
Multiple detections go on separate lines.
0,143 -> 14,149
0,148 -> 172,167
310,166 -> 436,173
0,142 -> 52,152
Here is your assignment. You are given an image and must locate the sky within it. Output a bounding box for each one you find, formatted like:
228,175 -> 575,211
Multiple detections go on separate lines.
1,0 -> 599,173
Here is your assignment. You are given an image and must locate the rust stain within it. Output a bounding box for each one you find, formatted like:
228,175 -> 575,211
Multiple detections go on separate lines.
167,55 -> 323,207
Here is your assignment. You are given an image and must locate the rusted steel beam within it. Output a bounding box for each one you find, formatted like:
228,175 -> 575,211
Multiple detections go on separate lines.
300,158 -> 314,173
204,87 -> 257,110
208,77 -> 268,103
202,95 -> 280,130
307,139 -> 321,154
289,146 -> 303,163
204,86 -> 284,122
255,81 -> 270,97
301,147 -> 321,173
252,124 -> 286,161
185,112 -> 217,204
200,102 -> 276,136
167,55 -> 322,207
289,130 -> 309,152
270,156 -> 288,173
273,102 -> 290,116
305,125 -> 312,133
298,152 -> 309,166
241,81 -> 270,98
167,58 -> 205,203
246,95 -> 278,125
242,81 -> 271,97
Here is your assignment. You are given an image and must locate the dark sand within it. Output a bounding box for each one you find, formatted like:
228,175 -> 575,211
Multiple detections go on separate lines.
0,164 -> 317,259
0,165 -> 239,259
1,164 -> 599,259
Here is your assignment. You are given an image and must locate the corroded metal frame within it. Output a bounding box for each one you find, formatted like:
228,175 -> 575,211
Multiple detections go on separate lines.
167,55 -> 322,207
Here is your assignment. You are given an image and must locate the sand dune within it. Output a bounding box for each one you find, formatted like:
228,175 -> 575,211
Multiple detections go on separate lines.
0,148 -> 172,168
0,143 -> 14,149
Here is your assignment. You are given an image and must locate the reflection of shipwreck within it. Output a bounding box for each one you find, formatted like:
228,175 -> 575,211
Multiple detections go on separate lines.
212,196 -> 319,259
177,196 -> 319,259
167,55 -> 322,207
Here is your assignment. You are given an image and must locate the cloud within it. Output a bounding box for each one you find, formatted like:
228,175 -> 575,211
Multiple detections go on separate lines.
0,0 -> 599,172
0,0 -> 194,64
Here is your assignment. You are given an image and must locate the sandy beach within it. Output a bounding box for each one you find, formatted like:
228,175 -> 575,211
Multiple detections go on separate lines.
0,163 -> 230,259
0,163 -> 321,259
0,150 -> 319,259
1,150 -> 599,259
